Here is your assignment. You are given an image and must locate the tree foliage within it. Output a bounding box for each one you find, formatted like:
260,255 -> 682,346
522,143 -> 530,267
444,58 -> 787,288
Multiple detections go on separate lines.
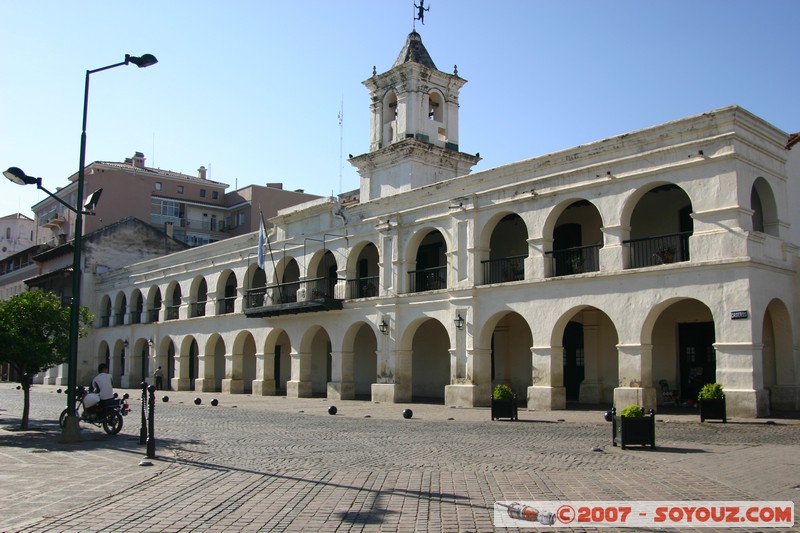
0,290 -> 93,430
0,290 -> 92,377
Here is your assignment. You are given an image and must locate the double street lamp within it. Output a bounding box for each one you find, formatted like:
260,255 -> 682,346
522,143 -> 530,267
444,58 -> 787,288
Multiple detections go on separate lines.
4,53 -> 157,443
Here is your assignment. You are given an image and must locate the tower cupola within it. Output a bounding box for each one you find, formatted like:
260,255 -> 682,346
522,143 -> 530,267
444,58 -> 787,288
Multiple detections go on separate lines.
349,31 -> 480,202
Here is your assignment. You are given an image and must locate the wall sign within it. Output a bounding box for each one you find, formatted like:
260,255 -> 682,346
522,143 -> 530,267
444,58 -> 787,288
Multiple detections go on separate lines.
730,310 -> 749,320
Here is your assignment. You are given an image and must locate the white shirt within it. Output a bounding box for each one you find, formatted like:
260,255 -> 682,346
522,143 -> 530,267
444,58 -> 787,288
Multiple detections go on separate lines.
92,372 -> 114,400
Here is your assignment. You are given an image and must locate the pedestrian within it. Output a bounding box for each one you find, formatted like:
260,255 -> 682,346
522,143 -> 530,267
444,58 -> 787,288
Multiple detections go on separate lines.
154,366 -> 164,390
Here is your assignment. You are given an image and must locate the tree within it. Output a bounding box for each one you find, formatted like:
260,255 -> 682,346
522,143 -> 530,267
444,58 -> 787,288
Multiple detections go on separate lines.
0,290 -> 93,429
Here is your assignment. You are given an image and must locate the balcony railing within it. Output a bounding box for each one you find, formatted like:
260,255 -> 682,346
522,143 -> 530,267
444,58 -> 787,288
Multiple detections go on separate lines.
245,278 -> 344,317
624,232 -> 691,269
219,296 -> 236,314
165,305 -> 179,320
100,315 -> 110,327
190,301 -> 206,317
114,312 -> 125,325
481,255 -> 526,285
546,244 -> 602,277
147,309 -> 160,323
346,276 -> 379,299
408,266 -> 447,293
129,311 -> 142,324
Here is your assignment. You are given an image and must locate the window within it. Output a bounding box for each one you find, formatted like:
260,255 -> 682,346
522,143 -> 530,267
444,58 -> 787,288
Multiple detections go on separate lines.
5,228 -> 10,239
155,182 -> 162,191
212,191 -> 219,200
151,199 -> 181,218
177,185 -> 184,194
200,189 -> 206,198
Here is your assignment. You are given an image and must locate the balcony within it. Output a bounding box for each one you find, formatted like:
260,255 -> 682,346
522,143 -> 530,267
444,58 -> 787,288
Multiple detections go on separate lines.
245,278 -> 343,317
190,302 -> 206,317
147,309 -> 160,323
129,311 -> 142,325
165,306 -> 179,320
481,255 -> 526,285
546,244 -> 602,277
624,232 -> 691,269
408,266 -> 446,293
346,276 -> 379,299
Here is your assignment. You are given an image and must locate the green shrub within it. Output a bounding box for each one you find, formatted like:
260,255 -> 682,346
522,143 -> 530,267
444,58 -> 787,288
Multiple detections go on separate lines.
619,404 -> 644,418
698,383 -> 724,401
492,384 -> 514,401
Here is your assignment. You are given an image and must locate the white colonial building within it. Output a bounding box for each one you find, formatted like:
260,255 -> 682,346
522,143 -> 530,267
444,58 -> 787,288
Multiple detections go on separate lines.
86,31 -> 799,418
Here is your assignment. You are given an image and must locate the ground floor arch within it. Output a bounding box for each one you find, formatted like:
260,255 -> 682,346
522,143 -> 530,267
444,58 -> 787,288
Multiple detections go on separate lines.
410,319 -> 450,402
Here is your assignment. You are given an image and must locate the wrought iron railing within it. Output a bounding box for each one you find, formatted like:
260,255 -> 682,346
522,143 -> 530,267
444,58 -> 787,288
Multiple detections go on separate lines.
165,306 -> 179,320
219,296 -> 236,314
546,244 -> 602,277
346,276 -> 379,299
114,312 -> 125,325
408,266 -> 447,293
624,232 -> 691,268
147,309 -> 160,323
100,315 -> 110,327
129,311 -> 142,324
481,255 -> 526,285
190,302 -> 206,317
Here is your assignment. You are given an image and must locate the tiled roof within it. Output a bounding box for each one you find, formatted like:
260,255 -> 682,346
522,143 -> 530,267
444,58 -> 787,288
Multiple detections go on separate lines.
392,31 -> 436,69
93,161 -> 229,187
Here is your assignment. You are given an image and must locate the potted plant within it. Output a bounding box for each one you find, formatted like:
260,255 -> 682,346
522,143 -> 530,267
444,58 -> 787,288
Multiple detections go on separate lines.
491,384 -> 518,421
655,246 -> 676,264
698,383 -> 726,422
611,405 -> 656,449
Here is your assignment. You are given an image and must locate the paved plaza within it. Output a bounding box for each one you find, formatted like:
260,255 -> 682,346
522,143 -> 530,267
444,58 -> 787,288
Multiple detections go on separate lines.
1,383 -> 798,532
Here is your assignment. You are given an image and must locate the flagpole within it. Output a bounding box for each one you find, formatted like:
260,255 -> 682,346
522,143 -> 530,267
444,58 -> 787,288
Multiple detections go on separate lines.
260,209 -> 283,304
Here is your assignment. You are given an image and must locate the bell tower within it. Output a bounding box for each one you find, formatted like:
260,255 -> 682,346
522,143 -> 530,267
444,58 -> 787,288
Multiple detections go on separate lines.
349,31 -> 480,202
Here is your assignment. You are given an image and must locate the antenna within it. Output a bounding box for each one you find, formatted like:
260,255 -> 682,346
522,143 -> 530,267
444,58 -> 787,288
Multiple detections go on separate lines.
338,96 -> 344,195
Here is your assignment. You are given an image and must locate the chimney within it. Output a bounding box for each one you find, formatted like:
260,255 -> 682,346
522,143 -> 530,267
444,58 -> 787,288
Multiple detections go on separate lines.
266,182 -> 283,190
198,166 -> 207,180
132,152 -> 146,169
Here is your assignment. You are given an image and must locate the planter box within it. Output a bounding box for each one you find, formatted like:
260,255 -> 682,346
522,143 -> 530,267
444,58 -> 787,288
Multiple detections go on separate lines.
491,396 -> 518,421
611,408 -> 656,449
699,398 -> 726,422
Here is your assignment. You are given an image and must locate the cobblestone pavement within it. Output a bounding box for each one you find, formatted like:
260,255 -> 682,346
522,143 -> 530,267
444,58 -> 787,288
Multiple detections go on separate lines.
1,383 -> 798,532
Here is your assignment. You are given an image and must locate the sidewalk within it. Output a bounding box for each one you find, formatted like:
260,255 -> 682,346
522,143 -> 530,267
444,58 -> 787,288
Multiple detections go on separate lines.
2,383 -> 798,532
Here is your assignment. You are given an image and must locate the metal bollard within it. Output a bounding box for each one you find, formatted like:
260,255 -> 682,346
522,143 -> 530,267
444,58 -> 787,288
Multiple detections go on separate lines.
139,381 -> 148,445
146,384 -> 156,459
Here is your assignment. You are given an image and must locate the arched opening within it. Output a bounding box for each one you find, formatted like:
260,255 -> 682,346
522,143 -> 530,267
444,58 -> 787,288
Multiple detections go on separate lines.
549,200 -> 603,276
411,319 -> 450,402
219,272 -> 237,314
490,312 -> 532,402
348,242 -> 379,298
428,91 -> 443,122
409,229 -> 447,292
627,184 -> 693,268
114,292 -> 127,326
751,177 -> 779,237
130,290 -> 143,324
762,299 -> 795,411
308,250 -> 338,299
383,91 -> 398,145
100,296 -> 111,327
482,213 -> 528,284
648,299 -> 715,405
191,277 -> 208,317
557,308 -> 618,405
166,282 -> 182,320
148,287 -> 162,323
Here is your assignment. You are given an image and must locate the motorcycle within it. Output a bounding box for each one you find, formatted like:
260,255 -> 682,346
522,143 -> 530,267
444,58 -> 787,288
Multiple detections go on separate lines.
59,386 -> 130,435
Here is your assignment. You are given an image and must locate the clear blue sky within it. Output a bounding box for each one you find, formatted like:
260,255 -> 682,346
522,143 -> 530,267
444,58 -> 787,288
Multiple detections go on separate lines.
2,1 -> 798,218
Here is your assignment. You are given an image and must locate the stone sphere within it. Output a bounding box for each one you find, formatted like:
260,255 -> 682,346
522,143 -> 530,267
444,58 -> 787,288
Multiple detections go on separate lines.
162,396 -> 169,402
402,409 -> 413,419
328,405 -> 337,415
211,399 -> 219,406
57,388 -> 62,394
194,397 -> 202,405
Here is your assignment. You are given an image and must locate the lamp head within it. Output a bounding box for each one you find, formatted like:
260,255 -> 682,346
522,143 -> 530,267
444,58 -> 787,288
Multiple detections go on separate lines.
84,188 -> 103,213
125,53 -> 158,68
3,167 -> 39,186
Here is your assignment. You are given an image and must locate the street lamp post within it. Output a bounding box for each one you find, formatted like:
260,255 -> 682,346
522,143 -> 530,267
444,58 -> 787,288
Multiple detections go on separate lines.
4,53 -> 157,443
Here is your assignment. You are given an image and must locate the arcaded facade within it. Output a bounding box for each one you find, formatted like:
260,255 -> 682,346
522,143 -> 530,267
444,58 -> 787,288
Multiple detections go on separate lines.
84,31 -> 799,418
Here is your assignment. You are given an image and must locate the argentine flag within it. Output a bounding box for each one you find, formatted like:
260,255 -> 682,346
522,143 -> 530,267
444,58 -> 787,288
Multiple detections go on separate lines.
258,217 -> 266,270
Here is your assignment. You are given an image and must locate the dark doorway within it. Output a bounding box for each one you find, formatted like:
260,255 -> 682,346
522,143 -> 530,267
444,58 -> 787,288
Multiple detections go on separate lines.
274,345 -> 282,393
563,321 -> 585,401
554,223 -> 582,276
679,322 -> 716,401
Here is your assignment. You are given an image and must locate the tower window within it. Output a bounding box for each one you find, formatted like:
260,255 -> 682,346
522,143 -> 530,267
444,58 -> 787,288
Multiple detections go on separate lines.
428,92 -> 443,122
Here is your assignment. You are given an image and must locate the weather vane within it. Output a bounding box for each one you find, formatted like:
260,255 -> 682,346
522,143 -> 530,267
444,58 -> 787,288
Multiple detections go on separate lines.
413,0 -> 430,29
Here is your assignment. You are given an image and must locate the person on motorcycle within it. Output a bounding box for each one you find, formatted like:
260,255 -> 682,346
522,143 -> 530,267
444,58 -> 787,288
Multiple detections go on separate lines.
91,363 -> 115,411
